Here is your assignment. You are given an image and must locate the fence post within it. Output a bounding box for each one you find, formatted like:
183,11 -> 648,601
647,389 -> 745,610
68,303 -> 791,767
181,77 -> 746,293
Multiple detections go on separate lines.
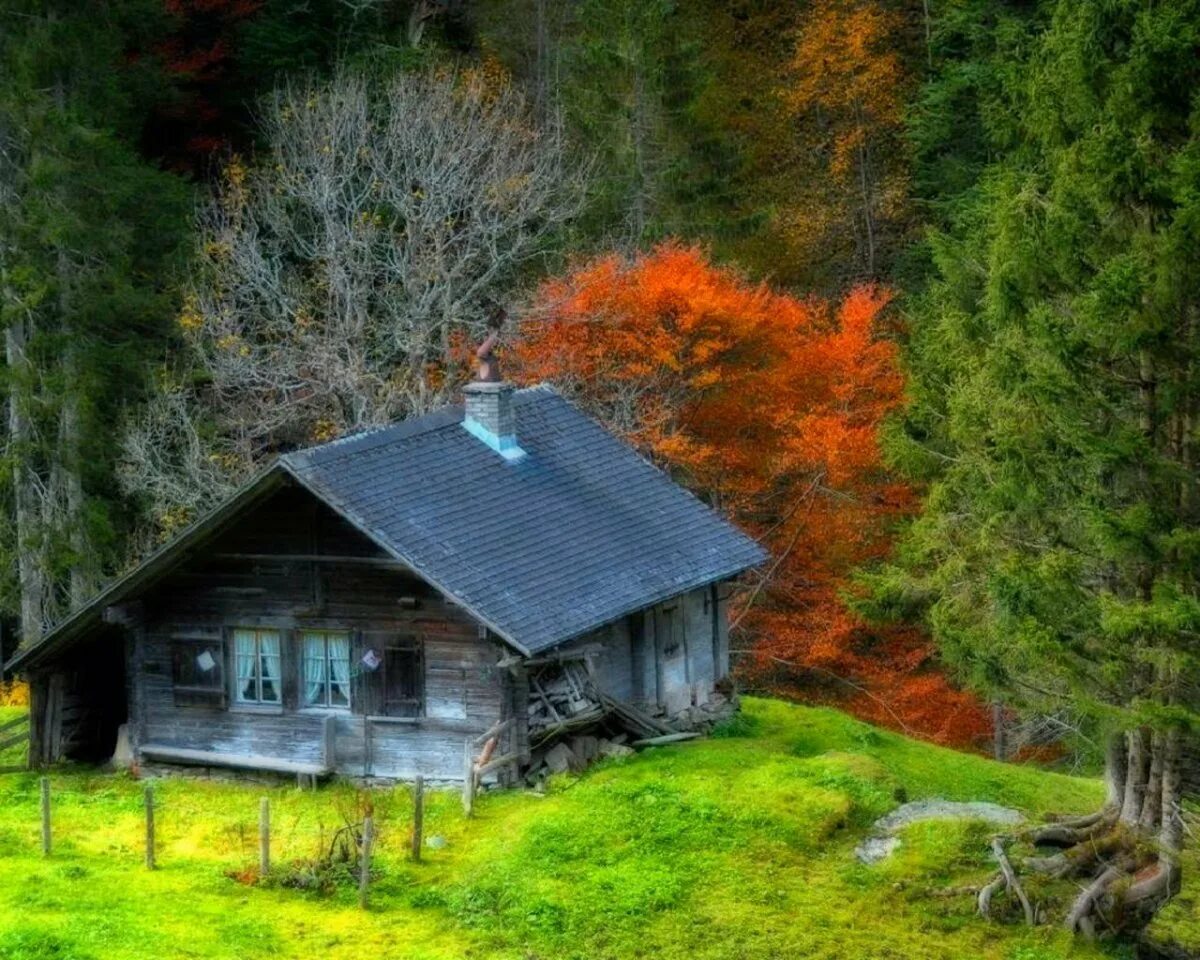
259,797 -> 270,877
144,785 -> 156,870
359,815 -> 374,909
40,776 -> 51,857
411,776 -> 424,862
462,739 -> 475,818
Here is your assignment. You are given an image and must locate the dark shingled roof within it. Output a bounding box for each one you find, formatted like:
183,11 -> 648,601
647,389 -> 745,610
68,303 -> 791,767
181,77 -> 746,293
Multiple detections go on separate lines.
6,384 -> 764,672
282,385 -> 766,654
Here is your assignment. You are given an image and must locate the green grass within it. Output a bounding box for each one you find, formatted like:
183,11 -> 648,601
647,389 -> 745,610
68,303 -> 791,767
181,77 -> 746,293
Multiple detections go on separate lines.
0,705 -> 27,769
0,698 -> 1136,960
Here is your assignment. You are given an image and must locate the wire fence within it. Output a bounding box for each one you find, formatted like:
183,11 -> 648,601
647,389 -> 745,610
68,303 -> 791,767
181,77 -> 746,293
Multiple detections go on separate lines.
7,770 -> 442,906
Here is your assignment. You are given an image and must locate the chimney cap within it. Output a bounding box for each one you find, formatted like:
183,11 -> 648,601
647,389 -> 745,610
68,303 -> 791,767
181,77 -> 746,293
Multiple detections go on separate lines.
475,330 -> 502,383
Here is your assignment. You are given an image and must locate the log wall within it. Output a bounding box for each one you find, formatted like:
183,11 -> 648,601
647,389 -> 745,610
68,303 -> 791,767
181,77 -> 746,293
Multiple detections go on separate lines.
132,484 -> 505,781
560,584 -> 727,719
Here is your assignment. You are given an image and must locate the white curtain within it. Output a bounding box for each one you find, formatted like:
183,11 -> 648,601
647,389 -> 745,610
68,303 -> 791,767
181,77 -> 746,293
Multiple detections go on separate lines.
234,630 -> 257,702
259,631 -> 281,703
302,633 -> 327,706
329,635 -> 351,708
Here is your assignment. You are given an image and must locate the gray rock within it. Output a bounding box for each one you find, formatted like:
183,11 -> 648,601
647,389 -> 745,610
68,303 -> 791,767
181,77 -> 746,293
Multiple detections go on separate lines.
872,799 -> 1024,835
571,735 -> 599,762
599,740 -> 635,759
855,836 -> 901,864
544,742 -> 577,774
425,835 -> 448,850
854,799 -> 1024,865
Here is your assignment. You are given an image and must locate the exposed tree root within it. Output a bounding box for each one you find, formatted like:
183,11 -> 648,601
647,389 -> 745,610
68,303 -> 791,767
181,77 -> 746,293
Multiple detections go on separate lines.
1044,809 -> 1111,830
977,872 -> 1008,918
1028,807 -> 1119,849
1064,862 -> 1131,936
961,727 -> 1185,939
978,836 -> 1036,924
1024,824 -> 1130,879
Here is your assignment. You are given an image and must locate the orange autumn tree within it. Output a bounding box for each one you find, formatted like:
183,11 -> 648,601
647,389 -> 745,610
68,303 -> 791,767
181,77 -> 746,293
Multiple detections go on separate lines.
514,243 -> 990,746
782,0 -> 915,284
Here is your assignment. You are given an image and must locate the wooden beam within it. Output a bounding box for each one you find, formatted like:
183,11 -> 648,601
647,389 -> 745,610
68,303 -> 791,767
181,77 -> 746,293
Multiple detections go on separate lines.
321,714 -> 337,772
475,752 -> 520,778
214,553 -> 404,569
139,744 -> 329,777
631,732 -> 701,747
472,717 -> 515,747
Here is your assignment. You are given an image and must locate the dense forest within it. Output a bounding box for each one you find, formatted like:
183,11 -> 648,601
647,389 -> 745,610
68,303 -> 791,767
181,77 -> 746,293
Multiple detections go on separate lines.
1,0 -> 1198,935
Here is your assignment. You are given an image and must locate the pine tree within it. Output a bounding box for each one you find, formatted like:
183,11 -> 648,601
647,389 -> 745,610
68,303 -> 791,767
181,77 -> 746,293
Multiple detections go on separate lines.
0,1 -> 190,642
869,0 -> 1200,931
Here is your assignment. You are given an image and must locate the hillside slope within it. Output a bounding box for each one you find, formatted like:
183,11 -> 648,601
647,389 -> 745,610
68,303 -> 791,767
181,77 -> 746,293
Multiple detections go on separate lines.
0,699 -> 1135,960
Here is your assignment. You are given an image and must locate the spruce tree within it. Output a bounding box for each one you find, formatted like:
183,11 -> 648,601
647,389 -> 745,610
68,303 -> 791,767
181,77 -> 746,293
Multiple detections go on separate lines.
0,1 -> 190,641
869,0 -> 1200,931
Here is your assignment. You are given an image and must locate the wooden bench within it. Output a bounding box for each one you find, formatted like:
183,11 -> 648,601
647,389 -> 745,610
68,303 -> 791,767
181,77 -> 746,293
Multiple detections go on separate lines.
139,743 -> 330,777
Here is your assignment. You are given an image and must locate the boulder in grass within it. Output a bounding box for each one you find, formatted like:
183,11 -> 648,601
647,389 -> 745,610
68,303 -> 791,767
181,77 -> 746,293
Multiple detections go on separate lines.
599,740 -> 635,760
571,735 -> 599,762
545,742 -> 577,774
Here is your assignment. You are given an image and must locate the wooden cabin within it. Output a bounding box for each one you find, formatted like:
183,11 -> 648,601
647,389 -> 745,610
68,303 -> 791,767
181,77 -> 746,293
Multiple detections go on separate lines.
5,374 -> 764,783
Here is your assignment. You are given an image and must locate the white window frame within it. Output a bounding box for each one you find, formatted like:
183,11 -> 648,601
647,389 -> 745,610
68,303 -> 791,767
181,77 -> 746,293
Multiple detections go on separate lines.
301,629 -> 352,711
233,627 -> 283,707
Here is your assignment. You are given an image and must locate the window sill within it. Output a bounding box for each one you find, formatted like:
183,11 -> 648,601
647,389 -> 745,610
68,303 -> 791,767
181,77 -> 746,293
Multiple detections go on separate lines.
229,703 -> 285,716
299,707 -> 352,717
365,715 -> 423,725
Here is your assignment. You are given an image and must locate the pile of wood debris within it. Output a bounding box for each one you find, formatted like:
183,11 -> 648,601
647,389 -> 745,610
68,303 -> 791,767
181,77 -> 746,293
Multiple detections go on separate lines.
521,659 -> 726,783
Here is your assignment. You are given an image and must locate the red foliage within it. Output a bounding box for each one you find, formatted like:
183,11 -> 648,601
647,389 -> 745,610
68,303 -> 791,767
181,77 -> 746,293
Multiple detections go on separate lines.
515,243 -> 991,748
152,0 -> 263,172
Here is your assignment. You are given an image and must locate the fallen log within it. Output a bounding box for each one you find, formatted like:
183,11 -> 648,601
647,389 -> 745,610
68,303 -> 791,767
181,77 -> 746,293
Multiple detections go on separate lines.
632,732 -> 701,747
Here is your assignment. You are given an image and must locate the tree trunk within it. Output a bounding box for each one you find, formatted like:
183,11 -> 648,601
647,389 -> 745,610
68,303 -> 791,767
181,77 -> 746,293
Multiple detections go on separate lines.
57,247 -> 92,609
853,100 -> 876,277
6,318 -> 45,646
1159,727 -> 1183,891
1140,728 -> 1164,831
992,701 -> 1006,761
1121,728 -> 1150,825
1105,730 -> 1127,810
629,62 -> 649,242
534,0 -> 550,121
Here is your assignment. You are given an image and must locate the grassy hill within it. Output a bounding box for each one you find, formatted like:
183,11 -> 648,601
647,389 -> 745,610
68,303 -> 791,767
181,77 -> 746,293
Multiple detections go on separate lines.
0,698 -> 1153,960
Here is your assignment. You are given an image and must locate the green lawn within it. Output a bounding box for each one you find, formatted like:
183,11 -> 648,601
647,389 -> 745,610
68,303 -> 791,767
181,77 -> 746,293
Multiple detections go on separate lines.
0,699 -> 1140,960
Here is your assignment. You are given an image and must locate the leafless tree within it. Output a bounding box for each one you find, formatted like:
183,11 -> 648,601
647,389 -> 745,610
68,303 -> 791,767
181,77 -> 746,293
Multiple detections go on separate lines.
122,65 -> 586,536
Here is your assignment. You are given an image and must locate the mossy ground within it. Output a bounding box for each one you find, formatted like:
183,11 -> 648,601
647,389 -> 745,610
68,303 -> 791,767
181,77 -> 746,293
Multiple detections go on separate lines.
0,699 -> 1154,959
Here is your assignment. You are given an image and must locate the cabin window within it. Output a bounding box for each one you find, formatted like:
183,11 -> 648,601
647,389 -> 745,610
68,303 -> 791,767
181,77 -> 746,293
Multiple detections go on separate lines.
233,628 -> 282,705
171,636 -> 226,708
301,630 -> 351,710
383,636 -> 424,718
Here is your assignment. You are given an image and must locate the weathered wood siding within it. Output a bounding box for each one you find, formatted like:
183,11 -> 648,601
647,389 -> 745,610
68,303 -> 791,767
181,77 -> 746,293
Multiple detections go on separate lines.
560,584 -> 726,719
133,483 -> 504,780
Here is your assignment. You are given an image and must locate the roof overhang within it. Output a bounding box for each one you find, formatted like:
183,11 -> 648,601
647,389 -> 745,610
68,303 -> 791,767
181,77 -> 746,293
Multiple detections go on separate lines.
5,466 -> 289,674
3,458 -> 537,675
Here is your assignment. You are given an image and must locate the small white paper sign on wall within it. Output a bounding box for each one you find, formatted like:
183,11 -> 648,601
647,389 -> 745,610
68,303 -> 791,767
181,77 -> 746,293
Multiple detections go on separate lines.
361,648 -> 382,671
196,650 -> 217,673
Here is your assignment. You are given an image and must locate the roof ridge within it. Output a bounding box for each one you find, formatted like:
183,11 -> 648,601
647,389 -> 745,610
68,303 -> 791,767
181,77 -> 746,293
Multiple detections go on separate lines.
285,383 -> 560,470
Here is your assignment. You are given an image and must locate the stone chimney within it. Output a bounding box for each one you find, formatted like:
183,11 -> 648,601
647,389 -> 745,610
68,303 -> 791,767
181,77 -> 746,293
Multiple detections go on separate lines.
462,331 -> 525,462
